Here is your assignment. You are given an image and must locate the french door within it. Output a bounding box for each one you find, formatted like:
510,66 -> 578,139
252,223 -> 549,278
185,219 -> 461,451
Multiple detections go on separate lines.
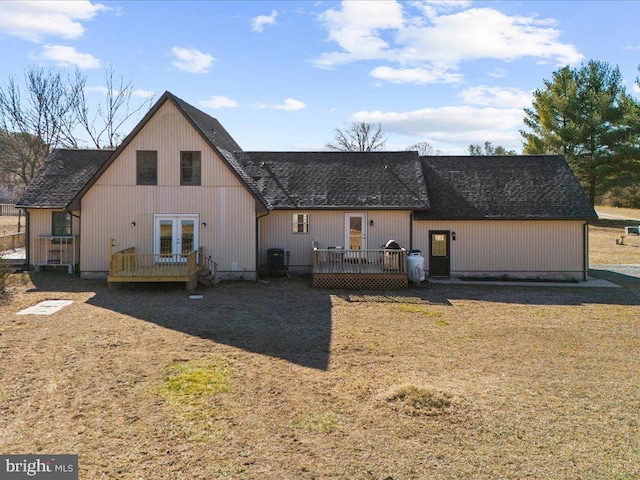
154,215 -> 198,261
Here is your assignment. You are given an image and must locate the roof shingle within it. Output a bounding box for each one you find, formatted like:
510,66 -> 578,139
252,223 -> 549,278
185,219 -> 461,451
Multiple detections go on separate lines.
16,149 -> 112,208
415,155 -> 597,220
236,151 -> 430,209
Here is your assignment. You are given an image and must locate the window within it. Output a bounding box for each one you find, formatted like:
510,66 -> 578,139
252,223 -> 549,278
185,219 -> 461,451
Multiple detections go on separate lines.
180,151 -> 201,185
292,213 -> 309,234
136,151 -> 157,185
52,212 -> 72,236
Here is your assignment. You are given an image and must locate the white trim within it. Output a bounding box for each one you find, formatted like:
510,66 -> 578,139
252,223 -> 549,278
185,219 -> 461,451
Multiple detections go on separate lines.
344,213 -> 367,250
153,214 -> 199,258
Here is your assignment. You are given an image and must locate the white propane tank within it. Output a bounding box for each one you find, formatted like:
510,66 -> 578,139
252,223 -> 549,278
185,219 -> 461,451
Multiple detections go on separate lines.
407,250 -> 425,284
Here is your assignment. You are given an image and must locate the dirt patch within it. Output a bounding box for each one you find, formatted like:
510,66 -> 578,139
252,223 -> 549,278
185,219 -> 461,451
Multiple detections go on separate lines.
1,272 -> 639,479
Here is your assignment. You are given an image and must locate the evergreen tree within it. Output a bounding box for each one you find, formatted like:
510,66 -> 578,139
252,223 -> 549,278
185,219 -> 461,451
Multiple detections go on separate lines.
521,60 -> 640,205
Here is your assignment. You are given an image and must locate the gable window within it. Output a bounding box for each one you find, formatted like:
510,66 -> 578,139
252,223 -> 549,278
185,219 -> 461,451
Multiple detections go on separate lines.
52,212 -> 72,236
292,213 -> 309,234
180,151 -> 201,185
137,150 -> 158,185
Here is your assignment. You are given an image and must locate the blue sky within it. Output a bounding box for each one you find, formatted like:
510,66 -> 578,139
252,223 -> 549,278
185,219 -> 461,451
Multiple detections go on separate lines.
0,1 -> 638,154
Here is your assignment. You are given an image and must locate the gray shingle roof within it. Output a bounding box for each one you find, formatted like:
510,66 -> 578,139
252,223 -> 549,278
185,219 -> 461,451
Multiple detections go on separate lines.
16,149 -> 112,208
415,155 -> 597,220
236,151 -> 430,209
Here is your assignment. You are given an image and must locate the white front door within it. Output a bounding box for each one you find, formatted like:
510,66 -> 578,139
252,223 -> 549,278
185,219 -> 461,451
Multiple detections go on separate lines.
154,215 -> 199,260
345,213 -> 367,250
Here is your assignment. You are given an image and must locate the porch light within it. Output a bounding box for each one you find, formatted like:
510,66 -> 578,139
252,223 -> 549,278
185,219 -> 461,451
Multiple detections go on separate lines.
369,219 -> 374,227
131,221 -> 136,227
452,231 -> 456,241
202,222 -> 207,227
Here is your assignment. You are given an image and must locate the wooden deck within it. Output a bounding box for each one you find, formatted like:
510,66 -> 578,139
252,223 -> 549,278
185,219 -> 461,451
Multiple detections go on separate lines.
108,239 -> 217,291
312,249 -> 408,289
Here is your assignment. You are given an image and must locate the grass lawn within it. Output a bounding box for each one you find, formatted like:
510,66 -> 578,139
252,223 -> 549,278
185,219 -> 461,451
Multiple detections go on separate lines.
1,271 -> 639,479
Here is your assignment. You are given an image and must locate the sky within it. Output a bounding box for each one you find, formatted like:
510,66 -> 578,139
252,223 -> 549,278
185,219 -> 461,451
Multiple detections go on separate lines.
0,0 -> 639,154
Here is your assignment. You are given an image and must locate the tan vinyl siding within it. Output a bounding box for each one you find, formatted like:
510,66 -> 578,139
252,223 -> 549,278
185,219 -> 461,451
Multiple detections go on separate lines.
27,209 -> 79,268
80,101 -> 256,276
413,220 -> 585,277
260,210 -> 412,271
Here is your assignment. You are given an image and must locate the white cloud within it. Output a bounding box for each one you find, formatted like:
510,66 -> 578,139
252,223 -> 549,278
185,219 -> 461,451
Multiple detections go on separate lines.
0,1 -> 106,42
199,96 -> 238,109
315,1 -> 404,68
274,98 -> 306,111
251,10 -> 277,33
314,2 -> 583,83
370,65 -> 462,84
351,105 -> 523,150
459,86 -> 532,109
488,68 -> 508,78
171,47 -> 215,74
254,98 -> 306,111
41,44 -> 101,69
132,89 -> 155,98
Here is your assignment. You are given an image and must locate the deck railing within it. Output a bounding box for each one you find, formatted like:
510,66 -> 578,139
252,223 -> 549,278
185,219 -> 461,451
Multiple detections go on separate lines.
312,248 -> 407,274
109,247 -> 199,277
0,232 -> 25,252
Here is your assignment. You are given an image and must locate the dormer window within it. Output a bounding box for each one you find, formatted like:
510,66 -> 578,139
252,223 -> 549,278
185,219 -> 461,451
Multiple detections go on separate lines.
181,151 -> 201,185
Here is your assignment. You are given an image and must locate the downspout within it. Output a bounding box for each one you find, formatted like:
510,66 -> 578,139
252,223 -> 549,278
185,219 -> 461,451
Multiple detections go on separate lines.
409,211 -> 414,251
23,209 -> 30,271
68,210 -> 81,275
256,210 -> 270,279
583,221 -> 588,281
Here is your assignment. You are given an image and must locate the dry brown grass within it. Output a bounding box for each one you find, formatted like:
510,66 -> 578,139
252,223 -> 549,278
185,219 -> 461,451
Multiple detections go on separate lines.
1,272 -> 639,479
0,215 -> 22,236
591,205 -> 640,265
596,205 -> 640,220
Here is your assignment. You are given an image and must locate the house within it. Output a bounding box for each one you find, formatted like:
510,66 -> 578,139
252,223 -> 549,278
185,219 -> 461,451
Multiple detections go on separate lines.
16,91 -> 597,287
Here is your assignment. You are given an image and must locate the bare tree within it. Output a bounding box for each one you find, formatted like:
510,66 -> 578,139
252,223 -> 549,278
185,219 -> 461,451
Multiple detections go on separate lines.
74,65 -> 154,149
327,121 -> 387,152
406,141 -> 440,156
0,67 -> 81,187
0,65 -> 153,189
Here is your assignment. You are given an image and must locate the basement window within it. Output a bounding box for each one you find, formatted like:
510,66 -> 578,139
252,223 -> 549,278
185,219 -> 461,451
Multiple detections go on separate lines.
292,213 -> 309,234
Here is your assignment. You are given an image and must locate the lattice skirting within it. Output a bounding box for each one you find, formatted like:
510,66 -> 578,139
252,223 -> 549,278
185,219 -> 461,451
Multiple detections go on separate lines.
312,273 -> 408,289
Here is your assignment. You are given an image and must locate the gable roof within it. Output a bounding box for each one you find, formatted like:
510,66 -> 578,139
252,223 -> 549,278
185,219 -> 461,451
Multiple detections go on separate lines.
69,91 -> 269,210
415,155 -> 597,220
236,151 -> 430,209
16,149 -> 112,209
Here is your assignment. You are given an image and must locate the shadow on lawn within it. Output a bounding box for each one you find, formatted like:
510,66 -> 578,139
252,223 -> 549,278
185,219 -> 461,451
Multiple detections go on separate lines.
23,267 -> 640,369
27,273 -> 333,371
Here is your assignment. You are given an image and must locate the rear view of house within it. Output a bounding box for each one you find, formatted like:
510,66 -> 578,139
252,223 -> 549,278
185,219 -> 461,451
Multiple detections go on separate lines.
16,91 -> 597,287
